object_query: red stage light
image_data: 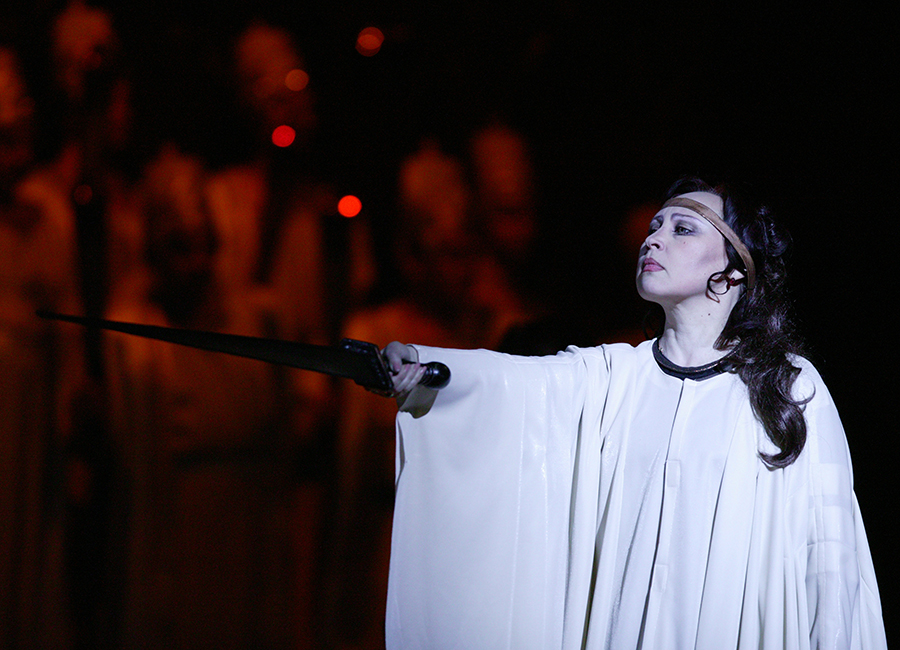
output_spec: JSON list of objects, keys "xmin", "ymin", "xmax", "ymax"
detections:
[
  {"xmin": 285, "ymin": 69, "xmax": 309, "ymax": 92},
  {"xmin": 338, "ymin": 195, "xmax": 362, "ymax": 217},
  {"xmin": 272, "ymin": 125, "xmax": 296, "ymax": 147},
  {"xmin": 356, "ymin": 27, "xmax": 384, "ymax": 56}
]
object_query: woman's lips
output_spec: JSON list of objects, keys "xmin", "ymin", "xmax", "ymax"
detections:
[{"xmin": 642, "ymin": 258, "xmax": 663, "ymax": 272}]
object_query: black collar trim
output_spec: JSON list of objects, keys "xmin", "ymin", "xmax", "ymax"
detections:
[{"xmin": 652, "ymin": 339, "xmax": 732, "ymax": 381}]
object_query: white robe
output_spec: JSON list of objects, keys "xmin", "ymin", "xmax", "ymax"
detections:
[{"xmin": 386, "ymin": 341, "xmax": 886, "ymax": 649}]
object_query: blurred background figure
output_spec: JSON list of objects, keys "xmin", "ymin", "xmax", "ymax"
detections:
[
  {"xmin": 466, "ymin": 120, "xmax": 567, "ymax": 355},
  {"xmin": 205, "ymin": 24, "xmax": 358, "ymax": 644},
  {"xmin": 48, "ymin": 0, "xmax": 140, "ymax": 335},
  {"xmin": 1, "ymin": 42, "xmax": 82, "ymax": 649},
  {"xmin": 43, "ymin": 5, "xmax": 144, "ymax": 647},
  {"xmin": 468, "ymin": 121, "xmax": 539, "ymax": 296},
  {"xmin": 207, "ymin": 19, "xmax": 338, "ymax": 344},
  {"xmin": 103, "ymin": 145, "xmax": 325, "ymax": 649},
  {"xmin": 324, "ymin": 138, "xmax": 529, "ymax": 649}
]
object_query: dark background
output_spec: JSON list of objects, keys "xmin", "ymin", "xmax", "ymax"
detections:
[{"xmin": 6, "ymin": 0, "xmax": 897, "ymax": 643}]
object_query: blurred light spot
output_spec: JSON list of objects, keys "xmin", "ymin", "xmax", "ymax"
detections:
[
  {"xmin": 285, "ymin": 68, "xmax": 309, "ymax": 91},
  {"xmin": 73, "ymin": 184, "xmax": 93, "ymax": 205},
  {"xmin": 338, "ymin": 195, "xmax": 362, "ymax": 217},
  {"xmin": 272, "ymin": 125, "xmax": 296, "ymax": 147},
  {"xmin": 356, "ymin": 27, "xmax": 384, "ymax": 56}
]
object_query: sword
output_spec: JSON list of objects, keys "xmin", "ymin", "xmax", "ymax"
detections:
[{"xmin": 37, "ymin": 311, "xmax": 450, "ymax": 392}]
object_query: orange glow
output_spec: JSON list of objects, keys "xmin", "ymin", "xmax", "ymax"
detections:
[
  {"xmin": 338, "ymin": 195, "xmax": 362, "ymax": 217},
  {"xmin": 271, "ymin": 125, "xmax": 296, "ymax": 147},
  {"xmin": 356, "ymin": 27, "xmax": 384, "ymax": 56},
  {"xmin": 285, "ymin": 68, "xmax": 309, "ymax": 91}
]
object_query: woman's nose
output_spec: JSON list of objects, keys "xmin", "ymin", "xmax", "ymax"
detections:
[{"xmin": 643, "ymin": 230, "xmax": 663, "ymax": 251}]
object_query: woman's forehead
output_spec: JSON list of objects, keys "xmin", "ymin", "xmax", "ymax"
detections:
[
  {"xmin": 651, "ymin": 191, "xmax": 724, "ymax": 224},
  {"xmin": 671, "ymin": 191, "xmax": 724, "ymax": 216}
]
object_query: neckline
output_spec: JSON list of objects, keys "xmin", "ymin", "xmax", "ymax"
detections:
[{"xmin": 652, "ymin": 339, "xmax": 732, "ymax": 381}]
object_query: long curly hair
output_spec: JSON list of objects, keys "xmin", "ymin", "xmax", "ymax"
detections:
[{"xmin": 660, "ymin": 177, "xmax": 809, "ymax": 467}]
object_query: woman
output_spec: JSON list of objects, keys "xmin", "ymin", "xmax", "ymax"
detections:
[{"xmin": 381, "ymin": 179, "xmax": 886, "ymax": 649}]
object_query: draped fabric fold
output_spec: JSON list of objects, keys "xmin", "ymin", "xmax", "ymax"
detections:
[{"xmin": 386, "ymin": 342, "xmax": 886, "ymax": 649}]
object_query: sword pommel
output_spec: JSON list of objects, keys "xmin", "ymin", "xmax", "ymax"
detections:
[{"xmin": 420, "ymin": 360, "xmax": 451, "ymax": 389}]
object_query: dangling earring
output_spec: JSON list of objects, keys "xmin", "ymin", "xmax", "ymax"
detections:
[{"xmin": 725, "ymin": 276, "xmax": 743, "ymax": 288}]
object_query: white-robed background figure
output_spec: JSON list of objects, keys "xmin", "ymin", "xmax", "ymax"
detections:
[{"xmin": 382, "ymin": 178, "xmax": 886, "ymax": 649}]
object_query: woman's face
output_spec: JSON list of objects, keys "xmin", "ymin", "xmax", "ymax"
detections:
[{"xmin": 635, "ymin": 191, "xmax": 730, "ymax": 307}]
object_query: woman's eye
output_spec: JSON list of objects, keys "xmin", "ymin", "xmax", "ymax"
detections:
[{"xmin": 674, "ymin": 224, "xmax": 692, "ymax": 235}]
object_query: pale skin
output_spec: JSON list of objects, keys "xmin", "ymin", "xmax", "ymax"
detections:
[
  {"xmin": 637, "ymin": 191, "xmax": 745, "ymax": 367},
  {"xmin": 384, "ymin": 190, "xmax": 745, "ymax": 395}
]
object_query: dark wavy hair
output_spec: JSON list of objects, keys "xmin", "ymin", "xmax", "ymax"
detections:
[{"xmin": 658, "ymin": 177, "xmax": 809, "ymax": 467}]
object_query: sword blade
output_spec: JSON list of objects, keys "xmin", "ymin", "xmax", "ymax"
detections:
[{"xmin": 37, "ymin": 311, "xmax": 394, "ymax": 391}]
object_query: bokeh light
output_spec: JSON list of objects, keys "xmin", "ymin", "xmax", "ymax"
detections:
[
  {"xmin": 271, "ymin": 124, "xmax": 296, "ymax": 147},
  {"xmin": 338, "ymin": 195, "xmax": 362, "ymax": 217},
  {"xmin": 284, "ymin": 68, "xmax": 309, "ymax": 91},
  {"xmin": 356, "ymin": 27, "xmax": 384, "ymax": 56}
]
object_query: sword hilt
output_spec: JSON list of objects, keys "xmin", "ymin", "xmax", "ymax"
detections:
[{"xmin": 340, "ymin": 338, "xmax": 450, "ymax": 391}]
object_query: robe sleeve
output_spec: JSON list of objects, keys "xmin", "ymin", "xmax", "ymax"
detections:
[
  {"xmin": 386, "ymin": 345, "xmax": 605, "ymax": 650},
  {"xmin": 797, "ymin": 363, "xmax": 886, "ymax": 650}
]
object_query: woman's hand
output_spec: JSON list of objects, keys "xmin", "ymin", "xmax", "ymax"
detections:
[{"xmin": 382, "ymin": 341, "xmax": 427, "ymax": 397}]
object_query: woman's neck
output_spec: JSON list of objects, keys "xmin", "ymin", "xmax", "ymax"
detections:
[{"xmin": 658, "ymin": 305, "xmax": 733, "ymax": 367}]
